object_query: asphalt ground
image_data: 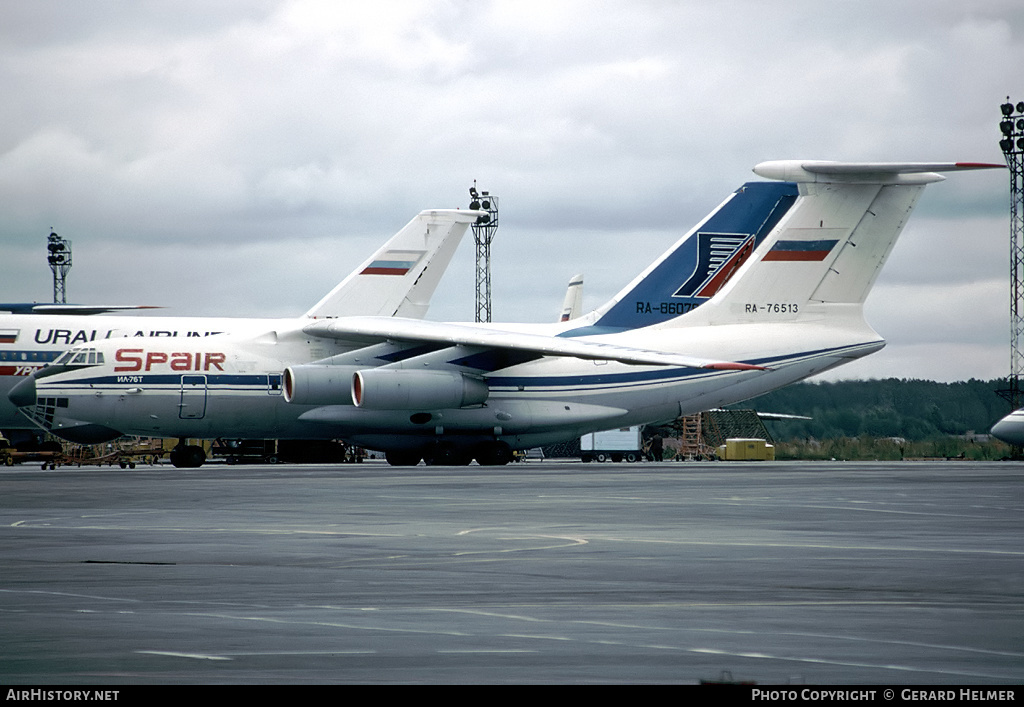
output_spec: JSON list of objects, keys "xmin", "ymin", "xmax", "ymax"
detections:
[{"xmin": 1, "ymin": 459, "xmax": 1021, "ymax": 685}]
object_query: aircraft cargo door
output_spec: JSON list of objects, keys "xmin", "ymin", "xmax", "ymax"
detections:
[{"xmin": 179, "ymin": 375, "xmax": 208, "ymax": 420}]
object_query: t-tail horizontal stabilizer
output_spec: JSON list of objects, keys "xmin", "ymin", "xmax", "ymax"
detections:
[{"xmin": 753, "ymin": 160, "xmax": 1005, "ymax": 184}]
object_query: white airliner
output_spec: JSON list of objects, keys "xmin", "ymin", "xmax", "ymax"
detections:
[
  {"xmin": 990, "ymin": 408, "xmax": 1024, "ymax": 446},
  {"xmin": 9, "ymin": 160, "xmax": 1001, "ymax": 467},
  {"xmin": 0, "ymin": 209, "xmax": 480, "ymax": 438}
]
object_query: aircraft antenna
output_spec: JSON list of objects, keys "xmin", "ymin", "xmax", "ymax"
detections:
[
  {"xmin": 469, "ymin": 183, "xmax": 499, "ymax": 322},
  {"xmin": 46, "ymin": 230, "xmax": 72, "ymax": 304}
]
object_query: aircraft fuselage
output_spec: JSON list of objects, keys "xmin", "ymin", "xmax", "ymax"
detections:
[
  {"xmin": 0, "ymin": 314, "xmax": 298, "ymax": 430},
  {"xmin": 14, "ymin": 314, "xmax": 883, "ymax": 452}
]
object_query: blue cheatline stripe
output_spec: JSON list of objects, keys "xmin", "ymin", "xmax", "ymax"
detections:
[
  {"xmin": 50, "ymin": 373, "xmax": 273, "ymax": 387},
  {"xmin": 45, "ymin": 342, "xmax": 879, "ymax": 396}
]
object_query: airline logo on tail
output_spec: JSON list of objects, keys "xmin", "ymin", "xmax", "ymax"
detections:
[{"xmin": 672, "ymin": 233, "xmax": 757, "ymax": 299}]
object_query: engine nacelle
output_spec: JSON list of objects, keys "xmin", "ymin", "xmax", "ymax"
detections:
[
  {"xmin": 352, "ymin": 369, "xmax": 489, "ymax": 410},
  {"xmin": 283, "ymin": 365, "xmax": 362, "ymax": 405}
]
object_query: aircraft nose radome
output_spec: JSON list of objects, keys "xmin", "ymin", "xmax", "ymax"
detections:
[
  {"xmin": 7, "ymin": 376, "xmax": 36, "ymax": 408},
  {"xmin": 990, "ymin": 410, "xmax": 1024, "ymax": 446}
]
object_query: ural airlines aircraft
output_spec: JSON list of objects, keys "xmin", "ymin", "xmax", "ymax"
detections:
[
  {"xmin": 0, "ymin": 209, "xmax": 479, "ymax": 438},
  {"xmin": 10, "ymin": 160, "xmax": 1001, "ymax": 467}
]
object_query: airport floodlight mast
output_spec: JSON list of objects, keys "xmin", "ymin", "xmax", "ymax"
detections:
[
  {"xmin": 998, "ymin": 99, "xmax": 1024, "ymax": 414},
  {"xmin": 469, "ymin": 183, "xmax": 499, "ymax": 323},
  {"xmin": 46, "ymin": 231, "xmax": 72, "ymax": 305}
]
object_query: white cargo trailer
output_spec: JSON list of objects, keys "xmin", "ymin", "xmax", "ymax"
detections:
[{"xmin": 580, "ymin": 426, "xmax": 643, "ymax": 463}]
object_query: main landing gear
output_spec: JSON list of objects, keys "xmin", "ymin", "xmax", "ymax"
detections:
[
  {"xmin": 385, "ymin": 440, "xmax": 513, "ymax": 467},
  {"xmin": 169, "ymin": 440, "xmax": 206, "ymax": 468}
]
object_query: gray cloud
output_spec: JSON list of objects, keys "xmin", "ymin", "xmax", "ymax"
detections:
[{"xmin": 0, "ymin": 0, "xmax": 1020, "ymax": 382}]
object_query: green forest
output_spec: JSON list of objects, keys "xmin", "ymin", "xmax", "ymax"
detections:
[{"xmin": 729, "ymin": 378, "xmax": 1017, "ymax": 460}]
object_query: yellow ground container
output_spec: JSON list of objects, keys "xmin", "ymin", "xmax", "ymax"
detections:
[{"xmin": 718, "ymin": 438, "xmax": 775, "ymax": 461}]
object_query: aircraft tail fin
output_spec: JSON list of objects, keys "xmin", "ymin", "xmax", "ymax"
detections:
[
  {"xmin": 661, "ymin": 161, "xmax": 1004, "ymax": 327},
  {"xmin": 304, "ymin": 209, "xmax": 481, "ymax": 320},
  {"xmin": 588, "ymin": 180, "xmax": 800, "ymax": 330},
  {"xmin": 559, "ymin": 274, "xmax": 584, "ymax": 322}
]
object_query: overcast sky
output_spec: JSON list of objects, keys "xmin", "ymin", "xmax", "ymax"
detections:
[{"xmin": 1, "ymin": 0, "xmax": 1021, "ymax": 383}]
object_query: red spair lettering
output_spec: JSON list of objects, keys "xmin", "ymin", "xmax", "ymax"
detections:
[
  {"xmin": 114, "ymin": 348, "xmax": 144, "ymax": 372},
  {"xmin": 204, "ymin": 353, "xmax": 225, "ymax": 371},
  {"xmin": 145, "ymin": 352, "xmax": 168, "ymax": 371},
  {"xmin": 114, "ymin": 349, "xmax": 226, "ymax": 372}
]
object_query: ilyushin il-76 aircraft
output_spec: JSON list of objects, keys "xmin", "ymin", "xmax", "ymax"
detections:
[
  {"xmin": 0, "ymin": 209, "xmax": 480, "ymax": 436},
  {"xmin": 10, "ymin": 160, "xmax": 1001, "ymax": 467}
]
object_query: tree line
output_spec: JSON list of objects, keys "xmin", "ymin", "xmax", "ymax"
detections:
[{"xmin": 733, "ymin": 378, "xmax": 1012, "ymax": 442}]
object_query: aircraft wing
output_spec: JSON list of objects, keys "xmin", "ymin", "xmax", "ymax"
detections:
[
  {"xmin": 301, "ymin": 316, "xmax": 764, "ymax": 370},
  {"xmin": 0, "ymin": 303, "xmax": 162, "ymax": 315},
  {"xmin": 755, "ymin": 411, "xmax": 812, "ymax": 421}
]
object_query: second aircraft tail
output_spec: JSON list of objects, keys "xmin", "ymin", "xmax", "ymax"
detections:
[{"xmin": 305, "ymin": 209, "xmax": 481, "ymax": 320}]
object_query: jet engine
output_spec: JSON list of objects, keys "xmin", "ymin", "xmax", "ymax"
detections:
[
  {"xmin": 352, "ymin": 369, "xmax": 489, "ymax": 410},
  {"xmin": 282, "ymin": 364, "xmax": 362, "ymax": 405}
]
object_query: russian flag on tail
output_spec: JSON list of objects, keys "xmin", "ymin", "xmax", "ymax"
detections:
[
  {"xmin": 360, "ymin": 250, "xmax": 426, "ymax": 276},
  {"xmin": 762, "ymin": 239, "xmax": 838, "ymax": 262}
]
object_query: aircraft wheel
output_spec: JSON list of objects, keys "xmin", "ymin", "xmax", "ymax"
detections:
[
  {"xmin": 429, "ymin": 451, "xmax": 472, "ymax": 466},
  {"xmin": 185, "ymin": 446, "xmax": 206, "ymax": 467},
  {"xmin": 171, "ymin": 445, "xmax": 206, "ymax": 468},
  {"xmin": 474, "ymin": 441, "xmax": 513, "ymax": 466},
  {"xmin": 385, "ymin": 450, "xmax": 422, "ymax": 467},
  {"xmin": 424, "ymin": 443, "xmax": 473, "ymax": 466}
]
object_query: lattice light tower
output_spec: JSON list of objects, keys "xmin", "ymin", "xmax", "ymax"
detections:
[
  {"xmin": 46, "ymin": 231, "xmax": 72, "ymax": 305},
  {"xmin": 999, "ymin": 100, "xmax": 1024, "ymax": 412},
  {"xmin": 469, "ymin": 184, "xmax": 499, "ymax": 323}
]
